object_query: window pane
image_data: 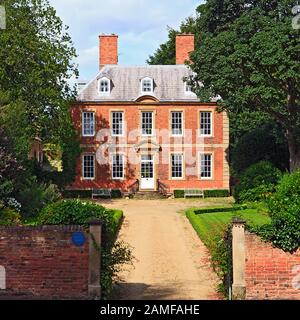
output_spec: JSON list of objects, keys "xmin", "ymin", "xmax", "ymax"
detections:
[
  {"xmin": 100, "ymin": 79, "xmax": 109, "ymax": 92},
  {"xmin": 112, "ymin": 154, "xmax": 124, "ymax": 179},
  {"xmin": 83, "ymin": 155, "xmax": 95, "ymax": 179},
  {"xmin": 82, "ymin": 112, "xmax": 95, "ymax": 136},
  {"xmin": 200, "ymin": 154, "xmax": 212, "ymax": 178},
  {"xmin": 171, "ymin": 154, "xmax": 183, "ymax": 178},
  {"xmin": 200, "ymin": 112, "xmax": 212, "ymax": 136},
  {"xmin": 142, "ymin": 112, "xmax": 153, "ymax": 135},
  {"xmin": 112, "ymin": 112, "xmax": 124, "ymax": 136},
  {"xmin": 141, "ymin": 162, "xmax": 153, "ymax": 178},
  {"xmin": 142, "ymin": 79, "xmax": 152, "ymax": 92},
  {"xmin": 171, "ymin": 112, "xmax": 183, "ymax": 135}
]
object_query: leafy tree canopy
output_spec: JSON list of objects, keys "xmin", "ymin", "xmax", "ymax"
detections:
[
  {"xmin": 0, "ymin": 0, "xmax": 80, "ymax": 184},
  {"xmin": 147, "ymin": 17, "xmax": 197, "ymax": 65},
  {"xmin": 190, "ymin": 0, "xmax": 300, "ymax": 171},
  {"xmin": 0, "ymin": 0, "xmax": 78, "ymax": 142}
]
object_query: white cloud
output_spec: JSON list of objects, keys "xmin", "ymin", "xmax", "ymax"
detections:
[{"xmin": 48, "ymin": 0, "xmax": 202, "ymax": 79}]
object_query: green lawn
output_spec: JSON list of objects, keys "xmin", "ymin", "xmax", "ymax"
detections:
[{"xmin": 186, "ymin": 206, "xmax": 271, "ymax": 250}]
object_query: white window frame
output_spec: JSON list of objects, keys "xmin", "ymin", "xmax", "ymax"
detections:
[
  {"xmin": 200, "ymin": 111, "xmax": 213, "ymax": 137},
  {"xmin": 82, "ymin": 154, "xmax": 95, "ymax": 180},
  {"xmin": 141, "ymin": 111, "xmax": 154, "ymax": 137},
  {"xmin": 82, "ymin": 112, "xmax": 95, "ymax": 137},
  {"xmin": 111, "ymin": 154, "xmax": 125, "ymax": 180},
  {"xmin": 199, "ymin": 153, "xmax": 213, "ymax": 180},
  {"xmin": 98, "ymin": 77, "xmax": 111, "ymax": 96},
  {"xmin": 171, "ymin": 153, "xmax": 184, "ymax": 180},
  {"xmin": 111, "ymin": 111, "xmax": 124, "ymax": 137},
  {"xmin": 171, "ymin": 111, "xmax": 183, "ymax": 136},
  {"xmin": 141, "ymin": 77, "xmax": 154, "ymax": 94}
]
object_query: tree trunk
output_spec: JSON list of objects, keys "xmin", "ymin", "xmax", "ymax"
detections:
[{"xmin": 286, "ymin": 130, "xmax": 300, "ymax": 172}]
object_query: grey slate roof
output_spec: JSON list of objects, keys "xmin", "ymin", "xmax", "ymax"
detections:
[{"xmin": 77, "ymin": 65, "xmax": 199, "ymax": 102}]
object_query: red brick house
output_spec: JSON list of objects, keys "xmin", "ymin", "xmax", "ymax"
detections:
[{"xmin": 70, "ymin": 34, "xmax": 229, "ymax": 195}]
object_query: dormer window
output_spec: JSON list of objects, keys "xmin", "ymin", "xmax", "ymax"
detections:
[
  {"xmin": 98, "ymin": 77, "xmax": 110, "ymax": 95},
  {"xmin": 141, "ymin": 77, "xmax": 153, "ymax": 93},
  {"xmin": 185, "ymin": 82, "xmax": 193, "ymax": 94}
]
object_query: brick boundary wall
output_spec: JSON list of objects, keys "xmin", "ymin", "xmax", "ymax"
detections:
[
  {"xmin": 231, "ymin": 219, "xmax": 300, "ymax": 300},
  {"xmin": 0, "ymin": 223, "xmax": 102, "ymax": 299},
  {"xmin": 244, "ymin": 232, "xmax": 300, "ymax": 300}
]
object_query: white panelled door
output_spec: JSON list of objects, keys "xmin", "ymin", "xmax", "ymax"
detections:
[{"xmin": 140, "ymin": 155, "xmax": 155, "ymax": 189}]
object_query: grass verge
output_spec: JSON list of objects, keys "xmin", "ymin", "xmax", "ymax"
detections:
[{"xmin": 186, "ymin": 203, "xmax": 271, "ymax": 297}]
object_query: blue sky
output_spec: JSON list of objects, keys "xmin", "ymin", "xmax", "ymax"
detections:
[{"xmin": 48, "ymin": 0, "xmax": 202, "ymax": 81}]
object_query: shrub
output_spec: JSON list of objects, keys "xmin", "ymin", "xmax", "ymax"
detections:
[
  {"xmin": 256, "ymin": 170, "xmax": 300, "ymax": 252},
  {"xmin": 234, "ymin": 161, "xmax": 282, "ymax": 203},
  {"xmin": 38, "ymin": 199, "xmax": 130, "ymax": 298},
  {"xmin": 62, "ymin": 189, "xmax": 92, "ymax": 199},
  {"xmin": 38, "ymin": 199, "xmax": 108, "ymax": 226},
  {"xmin": 16, "ymin": 178, "xmax": 62, "ymax": 218},
  {"xmin": 0, "ymin": 201, "xmax": 21, "ymax": 226},
  {"xmin": 204, "ymin": 189, "xmax": 230, "ymax": 198}
]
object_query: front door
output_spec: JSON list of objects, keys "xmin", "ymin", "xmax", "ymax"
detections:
[{"xmin": 140, "ymin": 155, "xmax": 155, "ymax": 190}]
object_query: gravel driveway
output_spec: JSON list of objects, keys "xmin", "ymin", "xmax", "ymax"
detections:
[{"xmin": 102, "ymin": 198, "xmax": 231, "ymax": 300}]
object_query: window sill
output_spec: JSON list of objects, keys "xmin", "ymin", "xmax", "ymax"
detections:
[
  {"xmin": 170, "ymin": 134, "xmax": 184, "ymax": 138},
  {"xmin": 112, "ymin": 134, "xmax": 125, "ymax": 138},
  {"xmin": 199, "ymin": 135, "xmax": 214, "ymax": 138},
  {"xmin": 82, "ymin": 135, "xmax": 95, "ymax": 138}
]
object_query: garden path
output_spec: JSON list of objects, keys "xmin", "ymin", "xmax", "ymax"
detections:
[{"xmin": 102, "ymin": 198, "xmax": 231, "ymax": 300}]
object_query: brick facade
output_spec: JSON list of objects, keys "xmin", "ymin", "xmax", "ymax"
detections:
[
  {"xmin": 72, "ymin": 33, "xmax": 230, "ymax": 193},
  {"xmin": 0, "ymin": 226, "xmax": 89, "ymax": 298},
  {"xmin": 70, "ymin": 101, "xmax": 229, "ymax": 192},
  {"xmin": 245, "ymin": 232, "xmax": 300, "ymax": 300}
]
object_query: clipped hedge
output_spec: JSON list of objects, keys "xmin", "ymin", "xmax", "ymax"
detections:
[
  {"xmin": 194, "ymin": 204, "xmax": 247, "ymax": 215},
  {"xmin": 62, "ymin": 189, "xmax": 92, "ymax": 199},
  {"xmin": 174, "ymin": 189, "xmax": 230, "ymax": 198},
  {"xmin": 174, "ymin": 190, "xmax": 185, "ymax": 198},
  {"xmin": 62, "ymin": 189, "xmax": 123, "ymax": 199},
  {"xmin": 204, "ymin": 189, "xmax": 230, "ymax": 198}
]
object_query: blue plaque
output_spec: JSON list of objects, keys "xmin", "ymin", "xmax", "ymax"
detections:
[{"xmin": 72, "ymin": 232, "xmax": 86, "ymax": 247}]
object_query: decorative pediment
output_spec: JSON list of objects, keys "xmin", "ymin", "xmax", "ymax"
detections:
[
  {"xmin": 135, "ymin": 95, "xmax": 159, "ymax": 103},
  {"xmin": 134, "ymin": 139, "xmax": 161, "ymax": 153}
]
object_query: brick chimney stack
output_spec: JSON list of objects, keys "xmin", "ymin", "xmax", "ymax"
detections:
[
  {"xmin": 99, "ymin": 34, "xmax": 118, "ymax": 69},
  {"xmin": 176, "ymin": 34, "xmax": 195, "ymax": 65}
]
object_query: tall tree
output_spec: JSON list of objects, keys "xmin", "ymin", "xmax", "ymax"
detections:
[
  {"xmin": 147, "ymin": 17, "xmax": 197, "ymax": 65},
  {"xmin": 0, "ymin": 127, "xmax": 24, "ymax": 198},
  {"xmin": 190, "ymin": 0, "xmax": 300, "ymax": 171},
  {"xmin": 0, "ymin": 0, "xmax": 80, "ymax": 183}
]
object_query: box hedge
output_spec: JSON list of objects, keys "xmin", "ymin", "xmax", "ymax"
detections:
[
  {"xmin": 62, "ymin": 189, "xmax": 123, "ymax": 199},
  {"xmin": 173, "ymin": 189, "xmax": 230, "ymax": 198}
]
